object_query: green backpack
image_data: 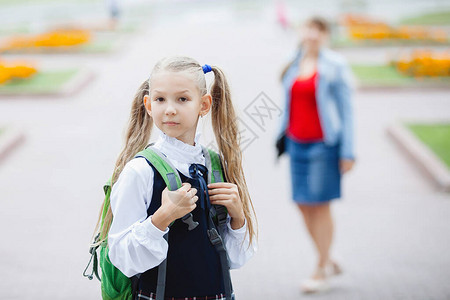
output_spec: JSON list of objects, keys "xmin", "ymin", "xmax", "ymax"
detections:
[{"xmin": 83, "ymin": 145, "xmax": 231, "ymax": 300}]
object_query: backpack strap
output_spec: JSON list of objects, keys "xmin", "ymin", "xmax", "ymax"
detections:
[
  {"xmin": 83, "ymin": 179, "xmax": 113, "ymax": 282},
  {"xmin": 134, "ymin": 146, "xmax": 183, "ymax": 300},
  {"xmin": 136, "ymin": 146, "xmax": 198, "ymax": 233},
  {"xmin": 135, "ymin": 146, "xmax": 182, "ymax": 191},
  {"xmin": 202, "ymin": 147, "xmax": 228, "ymax": 228},
  {"xmin": 201, "ymin": 147, "xmax": 235, "ymax": 300},
  {"xmin": 202, "ymin": 147, "xmax": 225, "ymax": 184},
  {"xmin": 83, "ymin": 233, "xmax": 101, "ymax": 281}
]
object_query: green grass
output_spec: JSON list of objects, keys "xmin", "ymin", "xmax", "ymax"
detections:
[
  {"xmin": 80, "ymin": 38, "xmax": 117, "ymax": 53},
  {"xmin": 351, "ymin": 65, "xmax": 415, "ymax": 86},
  {"xmin": 408, "ymin": 123, "xmax": 450, "ymax": 168},
  {"xmin": 401, "ymin": 11, "xmax": 450, "ymax": 25},
  {"xmin": 0, "ymin": 69, "xmax": 79, "ymax": 94},
  {"xmin": 351, "ymin": 65, "xmax": 450, "ymax": 87}
]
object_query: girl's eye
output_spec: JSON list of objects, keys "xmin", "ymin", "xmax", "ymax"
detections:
[
  {"xmin": 179, "ymin": 97, "xmax": 188, "ymax": 102},
  {"xmin": 155, "ymin": 97, "xmax": 164, "ymax": 102}
]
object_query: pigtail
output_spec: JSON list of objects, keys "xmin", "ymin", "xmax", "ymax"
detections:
[
  {"xmin": 92, "ymin": 80, "xmax": 153, "ymax": 245},
  {"xmin": 210, "ymin": 66, "xmax": 257, "ymax": 246}
]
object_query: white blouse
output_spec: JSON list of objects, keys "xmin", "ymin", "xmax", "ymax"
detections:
[{"xmin": 108, "ymin": 132, "xmax": 256, "ymax": 277}]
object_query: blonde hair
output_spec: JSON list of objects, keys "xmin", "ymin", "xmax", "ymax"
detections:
[
  {"xmin": 92, "ymin": 80, "xmax": 152, "ymax": 246},
  {"xmin": 93, "ymin": 56, "xmax": 257, "ymax": 247}
]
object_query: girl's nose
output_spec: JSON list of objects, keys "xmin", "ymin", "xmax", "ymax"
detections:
[{"xmin": 165, "ymin": 103, "xmax": 176, "ymax": 115}]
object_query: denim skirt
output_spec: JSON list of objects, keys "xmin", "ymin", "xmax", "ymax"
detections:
[{"xmin": 286, "ymin": 136, "xmax": 341, "ymax": 204}]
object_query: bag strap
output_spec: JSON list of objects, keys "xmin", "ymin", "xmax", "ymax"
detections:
[
  {"xmin": 135, "ymin": 146, "xmax": 182, "ymax": 191},
  {"xmin": 202, "ymin": 148, "xmax": 234, "ymax": 299},
  {"xmin": 202, "ymin": 147, "xmax": 225, "ymax": 184},
  {"xmin": 135, "ymin": 146, "xmax": 183, "ymax": 300},
  {"xmin": 206, "ymin": 220, "xmax": 234, "ymax": 300},
  {"xmin": 83, "ymin": 233, "xmax": 101, "ymax": 281},
  {"xmin": 83, "ymin": 179, "xmax": 113, "ymax": 282},
  {"xmin": 202, "ymin": 147, "xmax": 228, "ymax": 227}
]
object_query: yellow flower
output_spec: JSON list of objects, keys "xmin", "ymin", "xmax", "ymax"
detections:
[
  {"xmin": 0, "ymin": 29, "xmax": 91, "ymax": 52},
  {"xmin": 0, "ymin": 60, "xmax": 37, "ymax": 85}
]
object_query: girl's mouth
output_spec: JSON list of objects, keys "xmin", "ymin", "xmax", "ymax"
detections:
[{"xmin": 163, "ymin": 122, "xmax": 179, "ymax": 126}]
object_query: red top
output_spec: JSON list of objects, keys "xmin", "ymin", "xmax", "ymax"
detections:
[{"xmin": 287, "ymin": 72, "xmax": 324, "ymax": 142}]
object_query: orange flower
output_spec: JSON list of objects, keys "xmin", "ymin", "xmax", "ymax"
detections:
[
  {"xmin": 345, "ymin": 15, "xmax": 449, "ymax": 43},
  {"xmin": 0, "ymin": 60, "xmax": 37, "ymax": 85},
  {"xmin": 0, "ymin": 29, "xmax": 91, "ymax": 52},
  {"xmin": 393, "ymin": 50, "xmax": 450, "ymax": 77}
]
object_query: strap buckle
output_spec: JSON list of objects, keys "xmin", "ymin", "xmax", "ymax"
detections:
[
  {"xmin": 89, "ymin": 233, "xmax": 100, "ymax": 255},
  {"xmin": 207, "ymin": 228, "xmax": 223, "ymax": 246},
  {"xmin": 215, "ymin": 205, "xmax": 228, "ymax": 226},
  {"xmin": 83, "ymin": 233, "xmax": 101, "ymax": 281},
  {"xmin": 89, "ymin": 243, "xmax": 100, "ymax": 255}
]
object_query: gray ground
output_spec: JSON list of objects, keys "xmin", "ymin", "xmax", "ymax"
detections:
[{"xmin": 0, "ymin": 2, "xmax": 449, "ymax": 300}]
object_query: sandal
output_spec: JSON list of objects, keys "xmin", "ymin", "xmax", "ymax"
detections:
[
  {"xmin": 300, "ymin": 261, "xmax": 342, "ymax": 293},
  {"xmin": 301, "ymin": 278, "xmax": 330, "ymax": 293},
  {"xmin": 324, "ymin": 261, "xmax": 342, "ymax": 277}
]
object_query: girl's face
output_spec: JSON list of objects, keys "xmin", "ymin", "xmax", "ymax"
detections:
[{"xmin": 144, "ymin": 71, "xmax": 211, "ymax": 145}]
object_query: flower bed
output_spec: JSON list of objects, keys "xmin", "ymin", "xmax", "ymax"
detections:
[
  {"xmin": 0, "ymin": 59, "xmax": 37, "ymax": 84},
  {"xmin": 0, "ymin": 29, "xmax": 90, "ymax": 53},
  {"xmin": 0, "ymin": 29, "xmax": 119, "ymax": 54},
  {"xmin": 342, "ymin": 14, "xmax": 447, "ymax": 43},
  {"xmin": 392, "ymin": 50, "xmax": 450, "ymax": 77},
  {"xmin": 334, "ymin": 14, "xmax": 449, "ymax": 47},
  {"xmin": 0, "ymin": 68, "xmax": 92, "ymax": 96},
  {"xmin": 352, "ymin": 50, "xmax": 450, "ymax": 88}
]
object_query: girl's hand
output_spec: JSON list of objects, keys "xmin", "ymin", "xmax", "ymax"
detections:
[
  {"xmin": 152, "ymin": 183, "xmax": 198, "ymax": 231},
  {"xmin": 208, "ymin": 182, "xmax": 245, "ymax": 230},
  {"xmin": 340, "ymin": 159, "xmax": 355, "ymax": 174}
]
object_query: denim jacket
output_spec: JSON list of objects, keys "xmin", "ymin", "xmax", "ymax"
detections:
[{"xmin": 277, "ymin": 47, "xmax": 355, "ymax": 160}]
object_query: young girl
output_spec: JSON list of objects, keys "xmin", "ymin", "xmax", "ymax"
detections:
[{"xmin": 98, "ymin": 56, "xmax": 257, "ymax": 300}]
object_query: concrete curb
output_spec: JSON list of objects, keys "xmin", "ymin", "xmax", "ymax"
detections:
[
  {"xmin": 387, "ymin": 123, "xmax": 450, "ymax": 192},
  {"xmin": 0, "ymin": 127, "xmax": 25, "ymax": 164}
]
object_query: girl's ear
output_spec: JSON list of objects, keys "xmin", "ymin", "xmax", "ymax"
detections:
[
  {"xmin": 200, "ymin": 94, "xmax": 212, "ymax": 117},
  {"xmin": 143, "ymin": 95, "xmax": 152, "ymax": 116}
]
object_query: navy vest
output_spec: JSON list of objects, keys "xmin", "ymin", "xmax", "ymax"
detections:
[{"xmin": 136, "ymin": 163, "xmax": 225, "ymax": 298}]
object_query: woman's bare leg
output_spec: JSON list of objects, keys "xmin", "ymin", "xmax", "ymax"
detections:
[{"xmin": 298, "ymin": 203, "xmax": 334, "ymax": 280}]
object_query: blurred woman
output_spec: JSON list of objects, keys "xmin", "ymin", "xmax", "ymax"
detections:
[{"xmin": 276, "ymin": 17, "xmax": 355, "ymax": 293}]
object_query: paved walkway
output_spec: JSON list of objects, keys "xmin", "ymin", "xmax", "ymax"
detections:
[{"xmin": 0, "ymin": 2, "xmax": 449, "ymax": 299}]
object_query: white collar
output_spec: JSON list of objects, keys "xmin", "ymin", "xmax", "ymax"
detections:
[{"xmin": 154, "ymin": 131, "xmax": 204, "ymax": 165}]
